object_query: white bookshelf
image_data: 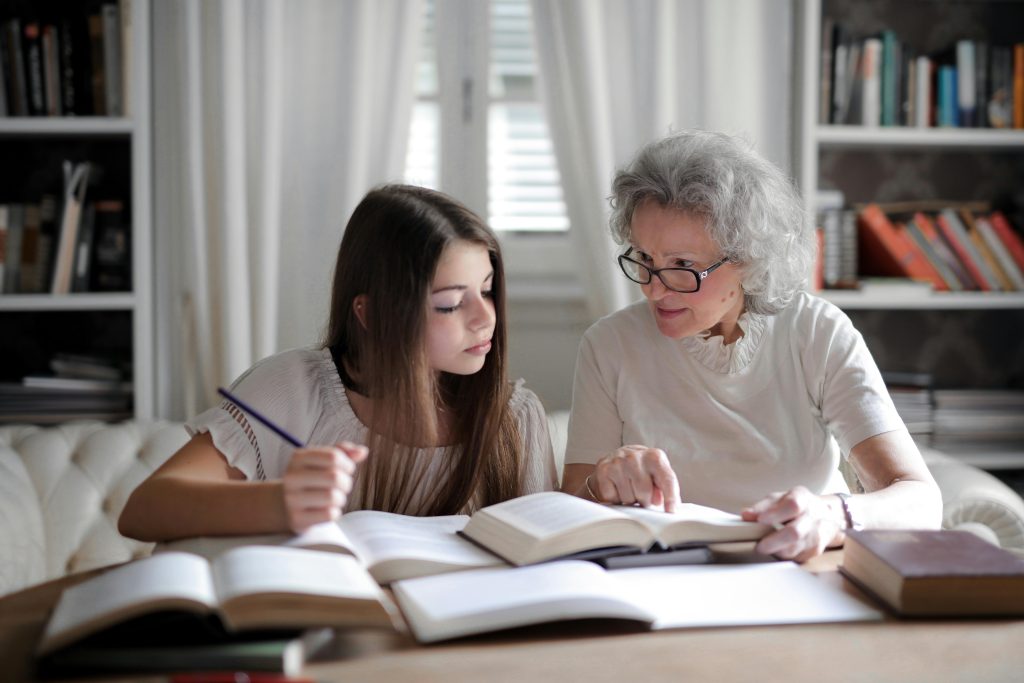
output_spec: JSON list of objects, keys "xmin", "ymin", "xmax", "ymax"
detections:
[
  {"xmin": 794, "ymin": 0, "xmax": 1024, "ymax": 469},
  {"xmin": 0, "ymin": 0, "xmax": 153, "ymax": 420}
]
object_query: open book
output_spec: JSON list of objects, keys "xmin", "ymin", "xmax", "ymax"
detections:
[
  {"xmin": 392, "ymin": 560, "xmax": 883, "ymax": 643},
  {"xmin": 459, "ymin": 491, "xmax": 772, "ymax": 565},
  {"xmin": 160, "ymin": 510, "xmax": 506, "ymax": 585},
  {"xmin": 37, "ymin": 546, "xmax": 399, "ymax": 657}
]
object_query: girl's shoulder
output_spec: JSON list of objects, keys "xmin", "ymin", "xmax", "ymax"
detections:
[
  {"xmin": 507, "ymin": 379, "xmax": 547, "ymax": 426},
  {"xmin": 229, "ymin": 346, "xmax": 341, "ymax": 409}
]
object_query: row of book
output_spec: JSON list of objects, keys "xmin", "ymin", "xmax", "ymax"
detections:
[
  {"xmin": 820, "ymin": 19, "xmax": 1024, "ymax": 129},
  {"xmin": 0, "ymin": 1, "xmax": 130, "ymax": 118},
  {"xmin": 0, "ymin": 163, "xmax": 131, "ymax": 295},
  {"xmin": 817, "ymin": 199, "xmax": 1024, "ymax": 293},
  {"xmin": 0, "ymin": 352, "xmax": 132, "ymax": 423}
]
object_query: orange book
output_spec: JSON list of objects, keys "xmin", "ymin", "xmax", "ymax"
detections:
[
  {"xmin": 960, "ymin": 209, "xmax": 1014, "ymax": 290},
  {"xmin": 989, "ymin": 211, "xmax": 1024, "ymax": 272},
  {"xmin": 1015, "ymin": 44, "xmax": 1024, "ymax": 129},
  {"xmin": 935, "ymin": 209, "xmax": 994, "ymax": 291},
  {"xmin": 857, "ymin": 204, "xmax": 939, "ymax": 287},
  {"xmin": 912, "ymin": 212, "xmax": 976, "ymax": 289}
]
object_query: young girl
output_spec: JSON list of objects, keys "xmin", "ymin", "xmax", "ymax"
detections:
[{"xmin": 119, "ymin": 185, "xmax": 557, "ymax": 541}]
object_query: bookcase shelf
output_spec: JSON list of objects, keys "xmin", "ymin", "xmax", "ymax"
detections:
[
  {"xmin": 817, "ymin": 125, "xmax": 1024, "ymax": 150},
  {"xmin": 820, "ymin": 290, "xmax": 1024, "ymax": 310},
  {"xmin": 0, "ymin": 118, "xmax": 135, "ymax": 137},
  {"xmin": 0, "ymin": 0, "xmax": 152, "ymax": 421},
  {"xmin": 0, "ymin": 292, "xmax": 135, "ymax": 311},
  {"xmin": 794, "ymin": 0, "xmax": 1024, "ymax": 470}
]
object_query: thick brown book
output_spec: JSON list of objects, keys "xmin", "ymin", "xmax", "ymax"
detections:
[
  {"xmin": 857, "ymin": 204, "xmax": 939, "ymax": 287},
  {"xmin": 840, "ymin": 529, "xmax": 1024, "ymax": 617}
]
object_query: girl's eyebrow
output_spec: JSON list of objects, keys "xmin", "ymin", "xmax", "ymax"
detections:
[{"xmin": 431, "ymin": 271, "xmax": 494, "ymax": 295}]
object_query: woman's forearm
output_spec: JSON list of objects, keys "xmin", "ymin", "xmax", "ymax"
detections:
[
  {"xmin": 848, "ymin": 479, "xmax": 943, "ymax": 531},
  {"xmin": 119, "ymin": 476, "xmax": 288, "ymax": 542}
]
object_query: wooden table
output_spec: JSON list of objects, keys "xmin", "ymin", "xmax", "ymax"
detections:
[{"xmin": 3, "ymin": 552, "xmax": 1024, "ymax": 683}]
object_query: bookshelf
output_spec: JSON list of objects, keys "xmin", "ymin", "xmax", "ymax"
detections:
[
  {"xmin": 793, "ymin": 0, "xmax": 1024, "ymax": 470},
  {"xmin": 0, "ymin": 0, "xmax": 152, "ymax": 421}
]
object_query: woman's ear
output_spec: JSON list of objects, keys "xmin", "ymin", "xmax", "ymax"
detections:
[{"xmin": 352, "ymin": 295, "xmax": 369, "ymax": 329}]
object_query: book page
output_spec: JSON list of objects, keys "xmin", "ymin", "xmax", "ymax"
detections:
[
  {"xmin": 210, "ymin": 546, "xmax": 382, "ymax": 605},
  {"xmin": 613, "ymin": 562, "xmax": 882, "ymax": 629},
  {"xmin": 617, "ymin": 503, "xmax": 769, "ymax": 545},
  {"xmin": 480, "ymin": 491, "xmax": 629, "ymax": 539},
  {"xmin": 39, "ymin": 553, "xmax": 217, "ymax": 655},
  {"xmin": 392, "ymin": 561, "xmax": 656, "ymax": 643},
  {"xmin": 155, "ymin": 524, "xmax": 358, "ymax": 561},
  {"xmin": 338, "ymin": 510, "xmax": 502, "ymax": 582}
]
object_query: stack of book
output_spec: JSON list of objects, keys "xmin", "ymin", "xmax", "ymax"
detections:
[
  {"xmin": 931, "ymin": 389, "xmax": 1024, "ymax": 467},
  {"xmin": 820, "ymin": 19, "xmax": 1023, "ymax": 129},
  {"xmin": 0, "ymin": 352, "xmax": 132, "ymax": 423},
  {"xmin": 883, "ymin": 371, "xmax": 934, "ymax": 441},
  {"xmin": 818, "ymin": 202, "xmax": 1024, "ymax": 293}
]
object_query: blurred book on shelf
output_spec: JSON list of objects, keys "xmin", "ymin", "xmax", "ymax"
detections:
[
  {"xmin": 49, "ymin": 352, "xmax": 126, "ymax": 381},
  {"xmin": 819, "ymin": 18, "xmax": 1024, "ymax": 130},
  {"xmin": 0, "ymin": 351, "xmax": 132, "ymax": 423},
  {"xmin": 931, "ymin": 389, "xmax": 1024, "ymax": 468},
  {"xmin": 818, "ymin": 202, "xmax": 1024, "ymax": 294},
  {"xmin": 0, "ymin": 4, "xmax": 129, "ymax": 118},
  {"xmin": 882, "ymin": 371, "xmax": 934, "ymax": 440}
]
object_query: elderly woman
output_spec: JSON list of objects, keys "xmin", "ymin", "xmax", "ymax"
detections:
[{"xmin": 562, "ymin": 130, "xmax": 942, "ymax": 561}]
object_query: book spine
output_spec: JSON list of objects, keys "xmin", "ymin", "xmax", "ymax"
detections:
[
  {"xmin": 965, "ymin": 216, "xmax": 1012, "ymax": 290},
  {"xmin": 88, "ymin": 14, "xmax": 105, "ymax": 116},
  {"xmin": 820, "ymin": 16, "xmax": 834, "ymax": 125},
  {"xmin": 938, "ymin": 65, "xmax": 958, "ymax": 127},
  {"xmin": 42, "ymin": 25, "xmax": 62, "ymax": 116},
  {"xmin": 904, "ymin": 219, "xmax": 960, "ymax": 291},
  {"xmin": 913, "ymin": 212, "xmax": 975, "ymax": 290},
  {"xmin": 4, "ymin": 204, "xmax": 24, "ymax": 293},
  {"xmin": 861, "ymin": 38, "xmax": 882, "ymax": 127},
  {"xmin": 956, "ymin": 40, "xmax": 976, "ymax": 127},
  {"xmin": 101, "ymin": 4, "xmax": 121, "ymax": 117},
  {"xmin": 975, "ymin": 215, "xmax": 1024, "ymax": 290},
  {"xmin": 988, "ymin": 211, "xmax": 1024, "ymax": 272},
  {"xmin": 58, "ymin": 20, "xmax": 76, "ymax": 115},
  {"xmin": 1015, "ymin": 43, "xmax": 1024, "ymax": 129},
  {"xmin": 881, "ymin": 30, "xmax": 898, "ymax": 126},
  {"xmin": 0, "ymin": 205, "xmax": 8, "ymax": 293},
  {"xmin": 914, "ymin": 55, "xmax": 931, "ymax": 127},
  {"xmin": 71, "ymin": 202, "xmax": 96, "ymax": 293},
  {"xmin": 22, "ymin": 22, "xmax": 45, "ymax": 116},
  {"xmin": 975, "ymin": 41, "xmax": 989, "ymax": 127},
  {"xmin": 935, "ymin": 209, "xmax": 994, "ymax": 290},
  {"xmin": 5, "ymin": 19, "xmax": 28, "ymax": 116}
]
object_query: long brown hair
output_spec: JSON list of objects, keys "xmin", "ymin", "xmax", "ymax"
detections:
[{"xmin": 323, "ymin": 184, "xmax": 523, "ymax": 515}]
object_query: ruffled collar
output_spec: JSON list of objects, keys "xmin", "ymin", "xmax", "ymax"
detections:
[{"xmin": 679, "ymin": 310, "xmax": 769, "ymax": 374}]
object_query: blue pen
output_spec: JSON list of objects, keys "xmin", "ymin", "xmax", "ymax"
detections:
[{"xmin": 217, "ymin": 387, "xmax": 304, "ymax": 448}]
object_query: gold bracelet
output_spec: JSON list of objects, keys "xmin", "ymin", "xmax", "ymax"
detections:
[{"xmin": 584, "ymin": 474, "xmax": 600, "ymax": 501}]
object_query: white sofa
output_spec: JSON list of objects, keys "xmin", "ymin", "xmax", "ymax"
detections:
[{"xmin": 2, "ymin": 417, "xmax": 1024, "ymax": 598}]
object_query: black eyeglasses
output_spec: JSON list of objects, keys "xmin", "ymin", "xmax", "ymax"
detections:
[{"xmin": 617, "ymin": 248, "xmax": 729, "ymax": 293}]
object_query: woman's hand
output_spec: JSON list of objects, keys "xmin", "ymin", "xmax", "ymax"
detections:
[
  {"xmin": 741, "ymin": 486, "xmax": 845, "ymax": 562},
  {"xmin": 282, "ymin": 441, "xmax": 369, "ymax": 533},
  {"xmin": 591, "ymin": 445, "xmax": 681, "ymax": 512}
]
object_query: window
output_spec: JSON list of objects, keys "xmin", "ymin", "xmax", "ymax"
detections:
[{"xmin": 405, "ymin": 0, "xmax": 574, "ymax": 282}]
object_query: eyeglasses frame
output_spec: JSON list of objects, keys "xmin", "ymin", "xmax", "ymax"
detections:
[{"xmin": 617, "ymin": 247, "xmax": 729, "ymax": 293}]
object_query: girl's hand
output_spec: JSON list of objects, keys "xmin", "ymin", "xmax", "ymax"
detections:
[
  {"xmin": 282, "ymin": 441, "xmax": 369, "ymax": 533},
  {"xmin": 592, "ymin": 445, "xmax": 681, "ymax": 512},
  {"xmin": 741, "ymin": 486, "xmax": 845, "ymax": 562}
]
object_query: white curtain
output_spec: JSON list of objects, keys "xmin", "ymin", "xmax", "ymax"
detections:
[
  {"xmin": 153, "ymin": 0, "xmax": 423, "ymax": 419},
  {"xmin": 530, "ymin": 0, "xmax": 793, "ymax": 320}
]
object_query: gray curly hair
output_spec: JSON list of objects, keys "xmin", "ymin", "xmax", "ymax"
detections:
[{"xmin": 609, "ymin": 130, "xmax": 813, "ymax": 315}]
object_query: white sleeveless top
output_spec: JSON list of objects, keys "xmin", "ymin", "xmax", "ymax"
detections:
[{"xmin": 186, "ymin": 346, "xmax": 558, "ymax": 514}]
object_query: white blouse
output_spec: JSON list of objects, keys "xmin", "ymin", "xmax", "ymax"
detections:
[
  {"xmin": 564, "ymin": 291, "xmax": 906, "ymax": 513},
  {"xmin": 186, "ymin": 347, "xmax": 558, "ymax": 514}
]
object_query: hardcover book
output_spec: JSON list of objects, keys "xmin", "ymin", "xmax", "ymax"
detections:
[
  {"xmin": 839, "ymin": 529, "xmax": 1024, "ymax": 617},
  {"xmin": 458, "ymin": 491, "xmax": 770, "ymax": 566},
  {"xmin": 37, "ymin": 547, "xmax": 400, "ymax": 658}
]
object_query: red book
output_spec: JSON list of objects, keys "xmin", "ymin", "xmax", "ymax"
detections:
[
  {"xmin": 989, "ymin": 211, "xmax": 1024, "ymax": 272},
  {"xmin": 935, "ymin": 210, "xmax": 993, "ymax": 291},
  {"xmin": 857, "ymin": 204, "xmax": 939, "ymax": 287}
]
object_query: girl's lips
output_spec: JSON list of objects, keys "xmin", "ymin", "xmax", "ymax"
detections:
[{"xmin": 465, "ymin": 340, "xmax": 492, "ymax": 355}]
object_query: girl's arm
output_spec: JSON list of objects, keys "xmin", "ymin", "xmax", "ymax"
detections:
[{"xmin": 118, "ymin": 432, "xmax": 367, "ymax": 542}]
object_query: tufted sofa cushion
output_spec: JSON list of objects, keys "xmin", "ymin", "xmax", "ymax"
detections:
[{"xmin": 0, "ymin": 420, "xmax": 188, "ymax": 597}]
